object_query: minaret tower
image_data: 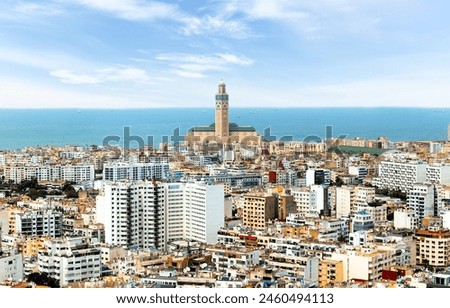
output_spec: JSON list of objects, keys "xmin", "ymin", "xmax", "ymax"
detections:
[{"xmin": 215, "ymin": 79, "xmax": 229, "ymax": 139}]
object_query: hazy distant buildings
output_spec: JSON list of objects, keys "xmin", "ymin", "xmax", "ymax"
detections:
[{"xmin": 4, "ymin": 164, "xmax": 94, "ymax": 183}]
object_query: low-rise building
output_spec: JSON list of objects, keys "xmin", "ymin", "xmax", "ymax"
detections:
[{"xmin": 38, "ymin": 237, "xmax": 101, "ymax": 286}]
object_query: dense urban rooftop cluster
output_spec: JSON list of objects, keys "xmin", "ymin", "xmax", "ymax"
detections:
[{"xmin": 1, "ymin": 133, "xmax": 450, "ymax": 288}]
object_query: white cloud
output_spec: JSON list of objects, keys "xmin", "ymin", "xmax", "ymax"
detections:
[
  {"xmin": 14, "ymin": 2, "xmax": 64, "ymax": 15},
  {"xmin": 222, "ymin": 0, "xmax": 420, "ymax": 39},
  {"xmin": 70, "ymin": 0, "xmax": 251, "ymax": 38},
  {"xmin": 0, "ymin": 77, "xmax": 162, "ymax": 108},
  {"xmin": 70, "ymin": 0, "xmax": 179, "ymax": 21},
  {"xmin": 218, "ymin": 53, "xmax": 253, "ymax": 66},
  {"xmin": 50, "ymin": 67, "xmax": 152, "ymax": 85},
  {"xmin": 172, "ymin": 70, "xmax": 205, "ymax": 79},
  {"xmin": 156, "ymin": 52, "xmax": 254, "ymax": 78},
  {"xmin": 179, "ymin": 15, "xmax": 251, "ymax": 39},
  {"xmin": 50, "ymin": 69, "xmax": 100, "ymax": 85},
  {"xmin": 0, "ymin": 47, "xmax": 80, "ymax": 70},
  {"xmin": 99, "ymin": 67, "xmax": 152, "ymax": 83}
]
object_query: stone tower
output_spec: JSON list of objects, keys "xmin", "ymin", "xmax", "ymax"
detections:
[{"xmin": 215, "ymin": 80, "xmax": 229, "ymax": 139}]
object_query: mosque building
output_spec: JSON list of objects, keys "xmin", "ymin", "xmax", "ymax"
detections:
[{"xmin": 185, "ymin": 80, "xmax": 260, "ymax": 151}]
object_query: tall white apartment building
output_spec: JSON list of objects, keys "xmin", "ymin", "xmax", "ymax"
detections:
[
  {"xmin": 181, "ymin": 182, "xmax": 223, "ymax": 243},
  {"xmin": 15, "ymin": 210, "xmax": 63, "ymax": 237},
  {"xmin": 407, "ymin": 183, "xmax": 435, "ymax": 224},
  {"xmin": 103, "ymin": 162, "xmax": 170, "ymax": 181},
  {"xmin": 38, "ymin": 237, "xmax": 101, "ymax": 286},
  {"xmin": 96, "ymin": 180, "xmax": 224, "ymax": 250},
  {"xmin": 426, "ymin": 165, "xmax": 450, "ymax": 185},
  {"xmin": 310, "ymin": 185, "xmax": 327, "ymax": 215},
  {"xmin": 374, "ymin": 161, "xmax": 427, "ymax": 193},
  {"xmin": 335, "ymin": 186, "xmax": 352, "ymax": 218},
  {"xmin": 96, "ymin": 181, "xmax": 166, "ymax": 250}
]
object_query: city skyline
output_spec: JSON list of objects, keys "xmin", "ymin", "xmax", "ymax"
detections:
[{"xmin": 1, "ymin": 1, "xmax": 450, "ymax": 109}]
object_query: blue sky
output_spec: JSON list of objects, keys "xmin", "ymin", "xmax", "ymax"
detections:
[{"xmin": 1, "ymin": 0, "xmax": 450, "ymax": 108}]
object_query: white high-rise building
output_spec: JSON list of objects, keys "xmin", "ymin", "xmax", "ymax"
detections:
[
  {"xmin": 96, "ymin": 181, "xmax": 166, "ymax": 250},
  {"xmin": 103, "ymin": 162, "xmax": 170, "ymax": 181},
  {"xmin": 310, "ymin": 185, "xmax": 328, "ymax": 215},
  {"xmin": 426, "ymin": 165, "xmax": 450, "ymax": 185},
  {"xmin": 38, "ymin": 237, "xmax": 101, "ymax": 286},
  {"xmin": 96, "ymin": 180, "xmax": 224, "ymax": 250},
  {"xmin": 374, "ymin": 161, "xmax": 427, "ymax": 193},
  {"xmin": 407, "ymin": 183, "xmax": 435, "ymax": 225},
  {"xmin": 336, "ymin": 186, "xmax": 352, "ymax": 218},
  {"xmin": 181, "ymin": 182, "xmax": 224, "ymax": 243}
]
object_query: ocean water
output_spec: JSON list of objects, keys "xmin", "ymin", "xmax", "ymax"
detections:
[{"xmin": 0, "ymin": 108, "xmax": 449, "ymax": 150}]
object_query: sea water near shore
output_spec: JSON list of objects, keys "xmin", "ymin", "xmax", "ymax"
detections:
[{"xmin": 0, "ymin": 108, "xmax": 448, "ymax": 150}]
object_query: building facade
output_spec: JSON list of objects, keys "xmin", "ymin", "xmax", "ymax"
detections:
[
  {"xmin": 14, "ymin": 210, "xmax": 63, "ymax": 238},
  {"xmin": 415, "ymin": 228, "xmax": 450, "ymax": 270},
  {"xmin": 242, "ymin": 194, "xmax": 277, "ymax": 230},
  {"xmin": 96, "ymin": 180, "xmax": 224, "ymax": 249},
  {"xmin": 374, "ymin": 161, "xmax": 427, "ymax": 193},
  {"xmin": 38, "ymin": 237, "xmax": 101, "ymax": 286},
  {"xmin": 103, "ymin": 161, "xmax": 170, "ymax": 181}
]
